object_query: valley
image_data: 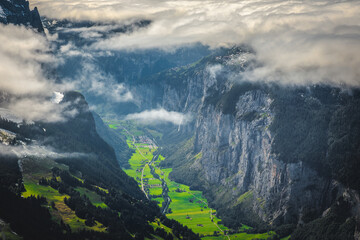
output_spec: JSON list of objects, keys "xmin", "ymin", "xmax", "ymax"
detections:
[{"xmin": 107, "ymin": 120, "xmax": 278, "ymax": 240}]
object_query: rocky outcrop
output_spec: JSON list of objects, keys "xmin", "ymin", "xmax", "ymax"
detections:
[
  {"xmin": 128, "ymin": 48, "xmax": 360, "ymax": 231},
  {"xmin": 0, "ymin": 0, "xmax": 44, "ymax": 32},
  {"xmin": 192, "ymin": 91, "xmax": 332, "ymax": 225}
]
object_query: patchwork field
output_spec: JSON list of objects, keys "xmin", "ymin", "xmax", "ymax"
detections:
[
  {"xmin": 116, "ymin": 121, "xmax": 230, "ymax": 238},
  {"xmin": 108, "ymin": 120, "xmax": 280, "ymax": 239}
]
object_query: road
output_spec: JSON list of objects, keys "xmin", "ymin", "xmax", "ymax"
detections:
[
  {"xmin": 122, "ymin": 127, "xmax": 156, "ymax": 200},
  {"xmin": 120, "ymin": 125, "xmax": 228, "ymax": 239}
]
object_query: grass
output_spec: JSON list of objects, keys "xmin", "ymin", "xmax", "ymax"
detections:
[
  {"xmin": 152, "ymin": 197, "xmax": 164, "ymax": 207},
  {"xmin": 162, "ymin": 169, "xmax": 226, "ymax": 236},
  {"xmin": 148, "ymin": 179, "xmax": 162, "ymax": 185},
  {"xmin": 21, "ymin": 158, "xmax": 106, "ymax": 233},
  {"xmin": 75, "ymin": 187, "xmax": 108, "ymax": 208},
  {"xmin": 201, "ymin": 231, "xmax": 277, "ymax": 240},
  {"xmin": 110, "ymin": 120, "xmax": 280, "ymax": 239},
  {"xmin": 124, "ymin": 135, "xmax": 158, "ymax": 198},
  {"xmin": 237, "ymin": 190, "xmax": 253, "ymax": 204},
  {"xmin": 108, "ymin": 124, "xmax": 118, "ymax": 129},
  {"xmin": 194, "ymin": 152, "xmax": 203, "ymax": 160},
  {"xmin": 149, "ymin": 218, "xmax": 178, "ymax": 239},
  {"xmin": 239, "ymin": 224, "xmax": 252, "ymax": 231},
  {"xmin": 149, "ymin": 187, "xmax": 163, "ymax": 196}
]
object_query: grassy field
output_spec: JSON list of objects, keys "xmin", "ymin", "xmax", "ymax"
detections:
[
  {"xmin": 162, "ymin": 168, "xmax": 227, "ymax": 236},
  {"xmin": 122, "ymin": 133, "xmax": 229, "ymax": 237},
  {"xmin": 21, "ymin": 158, "xmax": 106, "ymax": 232},
  {"xmin": 123, "ymin": 138, "xmax": 157, "ymax": 198},
  {"xmin": 107, "ymin": 120, "xmax": 282, "ymax": 239},
  {"xmin": 202, "ymin": 231, "xmax": 277, "ymax": 240},
  {"xmin": 75, "ymin": 187, "xmax": 108, "ymax": 208}
]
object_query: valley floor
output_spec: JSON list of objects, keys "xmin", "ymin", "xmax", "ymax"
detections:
[{"xmin": 108, "ymin": 120, "xmax": 277, "ymax": 240}]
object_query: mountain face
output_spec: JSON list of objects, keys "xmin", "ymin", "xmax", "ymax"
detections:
[
  {"xmin": 1, "ymin": 0, "xmax": 359, "ymax": 238},
  {"xmin": 0, "ymin": 3, "xmax": 200, "ymax": 239},
  {"xmin": 40, "ymin": 13, "xmax": 360, "ymax": 237},
  {"xmin": 0, "ymin": 0, "xmax": 43, "ymax": 32},
  {"xmin": 103, "ymin": 47, "xmax": 360, "ymax": 238}
]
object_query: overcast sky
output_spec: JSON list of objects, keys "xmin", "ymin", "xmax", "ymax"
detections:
[
  {"xmin": 30, "ymin": 0, "xmax": 360, "ymax": 87},
  {"xmin": 2, "ymin": 0, "xmax": 359, "ymax": 125}
]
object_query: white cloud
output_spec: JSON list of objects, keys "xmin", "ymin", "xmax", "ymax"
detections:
[
  {"xmin": 0, "ymin": 142, "xmax": 89, "ymax": 159},
  {"xmin": 125, "ymin": 108, "xmax": 192, "ymax": 125},
  {"xmin": 29, "ymin": 0, "xmax": 360, "ymax": 86},
  {"xmin": 0, "ymin": 24, "xmax": 76, "ymax": 123},
  {"xmin": 7, "ymin": 97, "xmax": 77, "ymax": 123},
  {"xmin": 0, "ymin": 24, "xmax": 55, "ymax": 95},
  {"xmin": 69, "ymin": 61, "xmax": 134, "ymax": 102}
]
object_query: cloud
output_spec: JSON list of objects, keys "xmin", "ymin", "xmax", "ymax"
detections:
[
  {"xmin": 125, "ymin": 108, "xmax": 192, "ymax": 125},
  {"xmin": 0, "ymin": 142, "xmax": 89, "ymax": 159},
  {"xmin": 0, "ymin": 24, "xmax": 75, "ymax": 123},
  {"xmin": 69, "ymin": 61, "xmax": 134, "ymax": 102},
  {"xmin": 0, "ymin": 24, "xmax": 54, "ymax": 95},
  {"xmin": 30, "ymin": 0, "xmax": 360, "ymax": 86},
  {"xmin": 7, "ymin": 96, "xmax": 77, "ymax": 123}
]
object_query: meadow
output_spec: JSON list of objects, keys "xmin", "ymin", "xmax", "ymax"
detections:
[
  {"xmin": 110, "ymin": 120, "xmax": 282, "ymax": 239},
  {"xmin": 21, "ymin": 158, "xmax": 106, "ymax": 232}
]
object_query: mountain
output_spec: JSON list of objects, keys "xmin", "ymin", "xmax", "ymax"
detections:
[
  {"xmin": 46, "ymin": 15, "xmax": 360, "ymax": 237},
  {"xmin": 0, "ymin": 0, "xmax": 43, "ymax": 32},
  {"xmin": 0, "ymin": 2, "xmax": 199, "ymax": 239},
  {"xmin": 97, "ymin": 47, "xmax": 360, "ymax": 239},
  {"xmin": 1, "ymin": 0, "xmax": 359, "ymax": 239}
]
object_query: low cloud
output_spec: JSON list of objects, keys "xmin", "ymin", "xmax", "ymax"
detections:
[
  {"xmin": 70, "ymin": 62, "xmax": 133, "ymax": 102},
  {"xmin": 0, "ymin": 142, "xmax": 89, "ymax": 159},
  {"xmin": 0, "ymin": 24, "xmax": 55, "ymax": 95},
  {"xmin": 125, "ymin": 108, "xmax": 192, "ymax": 125},
  {"xmin": 31, "ymin": 0, "xmax": 360, "ymax": 87},
  {"xmin": 7, "ymin": 97, "xmax": 77, "ymax": 123},
  {"xmin": 0, "ymin": 24, "xmax": 75, "ymax": 123}
]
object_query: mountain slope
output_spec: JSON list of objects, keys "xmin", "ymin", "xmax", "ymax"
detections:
[
  {"xmin": 110, "ymin": 47, "xmax": 360, "ymax": 239},
  {"xmin": 0, "ymin": 1, "xmax": 200, "ymax": 239},
  {"xmin": 0, "ymin": 0, "xmax": 43, "ymax": 32}
]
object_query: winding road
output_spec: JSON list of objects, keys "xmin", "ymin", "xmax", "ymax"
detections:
[
  {"xmin": 121, "ymin": 125, "xmax": 229, "ymax": 239},
  {"xmin": 122, "ymin": 127, "xmax": 156, "ymax": 200}
]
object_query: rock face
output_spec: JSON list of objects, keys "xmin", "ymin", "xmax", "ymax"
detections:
[
  {"xmin": 192, "ymin": 90, "xmax": 333, "ymax": 225},
  {"xmin": 0, "ymin": 0, "xmax": 44, "ymax": 32},
  {"xmin": 128, "ymin": 48, "xmax": 360, "ymax": 230}
]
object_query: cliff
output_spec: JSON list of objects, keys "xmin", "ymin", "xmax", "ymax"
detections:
[
  {"xmin": 128, "ymin": 47, "xmax": 360, "ymax": 237},
  {"xmin": 0, "ymin": 0, "xmax": 44, "ymax": 32}
]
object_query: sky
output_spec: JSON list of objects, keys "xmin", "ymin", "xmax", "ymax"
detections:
[
  {"xmin": 1, "ymin": 0, "xmax": 360, "ymax": 124},
  {"xmin": 29, "ymin": 0, "xmax": 360, "ymax": 87}
]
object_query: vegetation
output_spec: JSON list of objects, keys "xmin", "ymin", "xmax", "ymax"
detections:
[
  {"xmin": 116, "ymin": 120, "xmax": 285, "ymax": 239},
  {"xmin": 269, "ymin": 86, "xmax": 360, "ymax": 191},
  {"xmin": 290, "ymin": 197, "xmax": 356, "ymax": 240}
]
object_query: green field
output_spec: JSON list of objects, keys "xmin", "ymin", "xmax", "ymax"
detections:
[
  {"xmin": 21, "ymin": 158, "xmax": 106, "ymax": 232},
  {"xmin": 163, "ymin": 169, "xmax": 227, "ymax": 236},
  {"xmin": 107, "ymin": 120, "xmax": 282, "ymax": 239},
  {"xmin": 121, "ymin": 130, "xmax": 229, "ymax": 237},
  {"xmin": 75, "ymin": 187, "xmax": 108, "ymax": 208}
]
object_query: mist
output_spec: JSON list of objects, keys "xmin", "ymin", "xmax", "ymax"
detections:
[
  {"xmin": 0, "ymin": 24, "xmax": 76, "ymax": 123},
  {"xmin": 30, "ymin": 0, "xmax": 360, "ymax": 87},
  {"xmin": 0, "ymin": 143, "xmax": 90, "ymax": 159},
  {"xmin": 125, "ymin": 108, "xmax": 192, "ymax": 125}
]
